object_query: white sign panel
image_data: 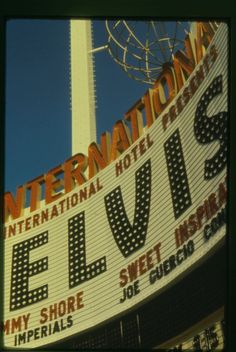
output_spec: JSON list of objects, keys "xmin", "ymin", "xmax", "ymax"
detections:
[{"xmin": 3, "ymin": 23, "xmax": 227, "ymax": 348}]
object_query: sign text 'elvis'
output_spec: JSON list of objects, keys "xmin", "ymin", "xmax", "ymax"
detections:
[{"xmin": 7, "ymin": 67, "xmax": 227, "ymax": 308}]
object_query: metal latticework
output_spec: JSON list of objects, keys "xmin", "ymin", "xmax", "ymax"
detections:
[{"xmin": 105, "ymin": 21, "xmax": 191, "ymax": 85}]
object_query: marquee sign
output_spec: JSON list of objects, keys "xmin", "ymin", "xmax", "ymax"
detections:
[{"xmin": 2, "ymin": 23, "xmax": 227, "ymax": 348}]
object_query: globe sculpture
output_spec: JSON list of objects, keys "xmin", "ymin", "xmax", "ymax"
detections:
[{"xmin": 105, "ymin": 20, "xmax": 192, "ymax": 85}]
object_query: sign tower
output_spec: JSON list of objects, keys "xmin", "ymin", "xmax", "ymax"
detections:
[{"xmin": 70, "ymin": 19, "xmax": 97, "ymax": 155}]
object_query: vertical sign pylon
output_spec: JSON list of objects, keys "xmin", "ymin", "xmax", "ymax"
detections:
[{"xmin": 70, "ymin": 19, "xmax": 97, "ymax": 156}]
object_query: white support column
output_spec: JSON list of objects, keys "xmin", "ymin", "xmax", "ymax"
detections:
[{"xmin": 70, "ymin": 19, "xmax": 97, "ymax": 156}]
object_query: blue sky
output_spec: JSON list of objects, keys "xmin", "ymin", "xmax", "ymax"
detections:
[{"xmin": 5, "ymin": 19, "xmax": 151, "ymax": 196}]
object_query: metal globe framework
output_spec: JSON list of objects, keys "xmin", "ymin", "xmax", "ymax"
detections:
[{"xmin": 105, "ymin": 20, "xmax": 192, "ymax": 85}]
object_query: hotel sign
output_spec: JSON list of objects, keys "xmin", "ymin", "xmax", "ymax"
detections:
[{"xmin": 2, "ymin": 23, "xmax": 227, "ymax": 348}]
